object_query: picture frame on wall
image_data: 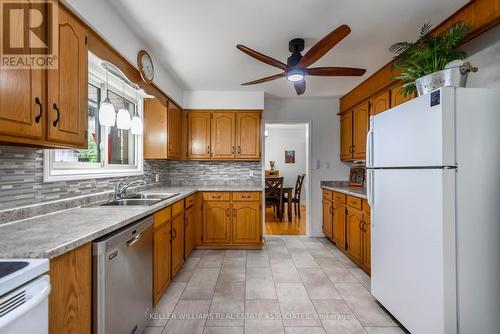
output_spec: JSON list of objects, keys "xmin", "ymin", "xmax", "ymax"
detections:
[{"xmin": 285, "ymin": 150, "xmax": 295, "ymax": 163}]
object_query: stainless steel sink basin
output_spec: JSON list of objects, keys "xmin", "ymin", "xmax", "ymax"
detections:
[
  {"xmin": 99, "ymin": 199, "xmax": 161, "ymax": 206},
  {"xmin": 127, "ymin": 193, "xmax": 179, "ymax": 200}
]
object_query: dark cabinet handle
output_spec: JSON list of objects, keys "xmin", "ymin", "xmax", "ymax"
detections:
[
  {"xmin": 238, "ymin": 146, "xmax": 241, "ymax": 154},
  {"xmin": 226, "ymin": 208, "xmax": 230, "ymax": 217},
  {"xmin": 35, "ymin": 97, "xmax": 42, "ymax": 123},
  {"xmin": 207, "ymin": 145, "xmax": 210, "ymax": 153},
  {"xmin": 172, "ymin": 228, "xmax": 177, "ymax": 239},
  {"xmin": 233, "ymin": 208, "xmax": 236, "ymax": 217},
  {"xmin": 232, "ymin": 146, "xmax": 235, "ymax": 154},
  {"xmin": 52, "ymin": 103, "xmax": 60, "ymax": 127},
  {"xmin": 352, "ymin": 145, "xmax": 356, "ymax": 153},
  {"xmin": 329, "ymin": 206, "xmax": 333, "ymax": 214}
]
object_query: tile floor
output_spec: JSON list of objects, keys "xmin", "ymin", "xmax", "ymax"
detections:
[{"xmin": 144, "ymin": 236, "xmax": 406, "ymax": 334}]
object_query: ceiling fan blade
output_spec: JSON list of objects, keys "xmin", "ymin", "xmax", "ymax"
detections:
[
  {"xmin": 237, "ymin": 44, "xmax": 287, "ymax": 71},
  {"xmin": 241, "ymin": 73, "xmax": 285, "ymax": 86},
  {"xmin": 298, "ymin": 24, "xmax": 351, "ymax": 68},
  {"xmin": 306, "ymin": 67, "xmax": 366, "ymax": 76},
  {"xmin": 294, "ymin": 80, "xmax": 306, "ymax": 95}
]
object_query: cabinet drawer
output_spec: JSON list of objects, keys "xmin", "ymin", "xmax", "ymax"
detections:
[
  {"xmin": 202, "ymin": 192, "xmax": 231, "ymax": 201},
  {"xmin": 346, "ymin": 195, "xmax": 362, "ymax": 209},
  {"xmin": 332, "ymin": 192, "xmax": 346, "ymax": 204},
  {"xmin": 363, "ymin": 199, "xmax": 370, "ymax": 213},
  {"xmin": 154, "ymin": 206, "xmax": 172, "ymax": 229},
  {"xmin": 185, "ymin": 195, "xmax": 195, "ymax": 208},
  {"xmin": 232, "ymin": 192, "xmax": 261, "ymax": 202},
  {"xmin": 172, "ymin": 200, "xmax": 184, "ymax": 217},
  {"xmin": 323, "ymin": 190, "xmax": 333, "ymax": 201}
]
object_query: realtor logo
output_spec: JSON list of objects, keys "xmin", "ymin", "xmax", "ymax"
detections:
[{"xmin": 0, "ymin": 0, "xmax": 58, "ymax": 68}]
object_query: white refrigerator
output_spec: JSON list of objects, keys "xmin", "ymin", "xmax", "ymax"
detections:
[{"xmin": 366, "ymin": 87, "xmax": 500, "ymax": 334}]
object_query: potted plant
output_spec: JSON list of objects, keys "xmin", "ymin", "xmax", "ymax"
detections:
[{"xmin": 390, "ymin": 21, "xmax": 477, "ymax": 97}]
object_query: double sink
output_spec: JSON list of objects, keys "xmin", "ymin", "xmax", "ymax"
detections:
[{"xmin": 98, "ymin": 192, "xmax": 180, "ymax": 207}]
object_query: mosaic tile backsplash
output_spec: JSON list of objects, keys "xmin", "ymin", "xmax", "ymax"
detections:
[{"xmin": 0, "ymin": 145, "xmax": 262, "ymax": 212}]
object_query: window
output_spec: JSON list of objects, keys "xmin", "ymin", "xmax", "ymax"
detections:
[{"xmin": 44, "ymin": 53, "xmax": 144, "ymax": 182}]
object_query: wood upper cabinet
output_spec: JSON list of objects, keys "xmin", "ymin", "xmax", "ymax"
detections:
[
  {"xmin": 47, "ymin": 5, "xmax": 88, "ymax": 147},
  {"xmin": 352, "ymin": 102, "xmax": 369, "ymax": 159},
  {"xmin": 154, "ymin": 221, "xmax": 171, "ymax": 305},
  {"xmin": 144, "ymin": 98, "xmax": 168, "ymax": 159},
  {"xmin": 168, "ymin": 101, "xmax": 182, "ymax": 159},
  {"xmin": 332, "ymin": 202, "xmax": 347, "ymax": 249},
  {"xmin": 184, "ymin": 206, "xmax": 195, "ymax": 258},
  {"xmin": 322, "ymin": 200, "xmax": 333, "ymax": 239},
  {"xmin": 212, "ymin": 112, "xmax": 236, "ymax": 159},
  {"xmin": 49, "ymin": 243, "xmax": 91, "ymax": 334},
  {"xmin": 202, "ymin": 202, "xmax": 231, "ymax": 244},
  {"xmin": 391, "ymin": 86, "xmax": 414, "ymax": 108},
  {"xmin": 370, "ymin": 90, "xmax": 391, "ymax": 116},
  {"xmin": 232, "ymin": 202, "xmax": 261, "ymax": 244},
  {"xmin": 236, "ymin": 112, "xmax": 261, "ymax": 160},
  {"xmin": 171, "ymin": 212, "xmax": 185, "ymax": 277},
  {"xmin": 340, "ymin": 111, "xmax": 353, "ymax": 161},
  {"xmin": 187, "ymin": 111, "xmax": 211, "ymax": 159},
  {"xmin": 346, "ymin": 207, "xmax": 364, "ymax": 265}
]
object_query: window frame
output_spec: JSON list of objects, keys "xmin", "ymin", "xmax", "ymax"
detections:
[{"xmin": 43, "ymin": 53, "xmax": 144, "ymax": 182}]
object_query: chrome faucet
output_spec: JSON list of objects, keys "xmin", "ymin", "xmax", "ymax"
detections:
[{"xmin": 114, "ymin": 178, "xmax": 147, "ymax": 199}]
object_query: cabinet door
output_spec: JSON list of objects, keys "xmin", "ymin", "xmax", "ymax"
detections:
[
  {"xmin": 168, "ymin": 101, "xmax": 182, "ymax": 159},
  {"xmin": 362, "ymin": 213, "xmax": 371, "ymax": 272},
  {"xmin": 346, "ymin": 208, "xmax": 364, "ymax": 264},
  {"xmin": 47, "ymin": 6, "xmax": 88, "ymax": 147},
  {"xmin": 0, "ymin": 66, "xmax": 44, "ymax": 142},
  {"xmin": 390, "ymin": 86, "xmax": 414, "ymax": 108},
  {"xmin": 332, "ymin": 203, "xmax": 346, "ymax": 249},
  {"xmin": 235, "ymin": 112, "xmax": 261, "ymax": 160},
  {"xmin": 212, "ymin": 112, "xmax": 236, "ymax": 159},
  {"xmin": 352, "ymin": 102, "xmax": 369, "ymax": 159},
  {"xmin": 171, "ymin": 213, "xmax": 185, "ymax": 277},
  {"xmin": 187, "ymin": 111, "xmax": 211, "ymax": 159},
  {"xmin": 202, "ymin": 202, "xmax": 231, "ymax": 244},
  {"xmin": 322, "ymin": 200, "xmax": 333, "ymax": 239},
  {"xmin": 340, "ymin": 111, "xmax": 353, "ymax": 161},
  {"xmin": 371, "ymin": 90, "xmax": 391, "ymax": 116},
  {"xmin": 144, "ymin": 98, "xmax": 168, "ymax": 159},
  {"xmin": 232, "ymin": 202, "xmax": 261, "ymax": 244},
  {"xmin": 154, "ymin": 222, "xmax": 171, "ymax": 305},
  {"xmin": 184, "ymin": 206, "xmax": 195, "ymax": 258}
]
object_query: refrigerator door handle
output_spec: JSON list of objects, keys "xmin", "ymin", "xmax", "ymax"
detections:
[
  {"xmin": 366, "ymin": 116, "xmax": 374, "ymax": 167},
  {"xmin": 367, "ymin": 169, "xmax": 374, "ymax": 220}
]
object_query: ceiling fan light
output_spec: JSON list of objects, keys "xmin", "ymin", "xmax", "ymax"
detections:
[
  {"xmin": 116, "ymin": 108, "xmax": 131, "ymax": 130},
  {"xmin": 286, "ymin": 68, "xmax": 305, "ymax": 82},
  {"xmin": 98, "ymin": 97, "xmax": 116, "ymax": 126}
]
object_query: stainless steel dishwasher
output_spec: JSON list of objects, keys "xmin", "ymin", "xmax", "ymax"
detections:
[{"xmin": 93, "ymin": 216, "xmax": 153, "ymax": 334}]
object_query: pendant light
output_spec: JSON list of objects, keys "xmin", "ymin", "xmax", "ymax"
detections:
[
  {"xmin": 116, "ymin": 81, "xmax": 131, "ymax": 130},
  {"xmin": 98, "ymin": 71, "xmax": 116, "ymax": 126},
  {"xmin": 130, "ymin": 88, "xmax": 143, "ymax": 135}
]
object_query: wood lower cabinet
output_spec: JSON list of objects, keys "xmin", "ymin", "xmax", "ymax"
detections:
[
  {"xmin": 362, "ymin": 213, "xmax": 371, "ymax": 272},
  {"xmin": 211, "ymin": 112, "xmax": 236, "ymax": 159},
  {"xmin": 144, "ymin": 98, "xmax": 168, "ymax": 159},
  {"xmin": 340, "ymin": 112, "xmax": 353, "ymax": 161},
  {"xmin": 49, "ymin": 243, "xmax": 91, "ymax": 334},
  {"xmin": 332, "ymin": 202, "xmax": 346, "ymax": 249},
  {"xmin": 184, "ymin": 206, "xmax": 195, "ymax": 257},
  {"xmin": 235, "ymin": 112, "xmax": 261, "ymax": 160},
  {"xmin": 168, "ymin": 101, "xmax": 182, "ymax": 159},
  {"xmin": 153, "ymin": 216, "xmax": 172, "ymax": 306},
  {"xmin": 346, "ymin": 207, "xmax": 364, "ymax": 265},
  {"xmin": 352, "ymin": 102, "xmax": 369, "ymax": 159},
  {"xmin": 232, "ymin": 202, "xmax": 261, "ymax": 244},
  {"xmin": 187, "ymin": 111, "xmax": 211, "ymax": 159},
  {"xmin": 171, "ymin": 212, "xmax": 185, "ymax": 276},
  {"xmin": 202, "ymin": 201, "xmax": 232, "ymax": 244},
  {"xmin": 322, "ymin": 199, "xmax": 333, "ymax": 239}
]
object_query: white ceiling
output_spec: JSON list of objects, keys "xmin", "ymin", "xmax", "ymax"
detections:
[{"xmin": 108, "ymin": 0, "xmax": 468, "ymax": 98}]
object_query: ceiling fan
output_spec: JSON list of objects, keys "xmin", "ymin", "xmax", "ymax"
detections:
[{"xmin": 237, "ymin": 24, "xmax": 366, "ymax": 95}]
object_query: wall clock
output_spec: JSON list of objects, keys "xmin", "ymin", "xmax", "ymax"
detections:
[{"xmin": 137, "ymin": 50, "xmax": 154, "ymax": 84}]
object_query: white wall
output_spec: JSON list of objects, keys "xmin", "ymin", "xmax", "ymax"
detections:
[
  {"xmin": 63, "ymin": 0, "xmax": 184, "ymax": 105},
  {"xmin": 264, "ymin": 97, "xmax": 350, "ymax": 236},
  {"xmin": 183, "ymin": 91, "xmax": 264, "ymax": 109},
  {"xmin": 264, "ymin": 125, "xmax": 308, "ymax": 204}
]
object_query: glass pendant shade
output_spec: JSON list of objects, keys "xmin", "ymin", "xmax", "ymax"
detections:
[
  {"xmin": 116, "ymin": 108, "xmax": 131, "ymax": 130},
  {"xmin": 98, "ymin": 97, "xmax": 116, "ymax": 126},
  {"xmin": 130, "ymin": 115, "xmax": 143, "ymax": 135}
]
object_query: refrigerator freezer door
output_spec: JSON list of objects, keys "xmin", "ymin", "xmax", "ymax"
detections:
[
  {"xmin": 370, "ymin": 168, "xmax": 456, "ymax": 334},
  {"xmin": 370, "ymin": 88, "xmax": 455, "ymax": 168}
]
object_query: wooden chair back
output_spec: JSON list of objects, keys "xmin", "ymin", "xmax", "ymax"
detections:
[
  {"xmin": 265, "ymin": 177, "xmax": 284, "ymax": 199},
  {"xmin": 294, "ymin": 174, "xmax": 306, "ymax": 202}
]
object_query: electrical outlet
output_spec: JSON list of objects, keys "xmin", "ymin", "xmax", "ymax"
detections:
[
  {"xmin": 249, "ymin": 170, "xmax": 254, "ymax": 177},
  {"xmin": 316, "ymin": 160, "xmax": 321, "ymax": 169},
  {"xmin": 155, "ymin": 174, "xmax": 160, "ymax": 183}
]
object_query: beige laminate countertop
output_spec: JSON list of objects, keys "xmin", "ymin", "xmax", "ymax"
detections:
[
  {"xmin": 0, "ymin": 185, "xmax": 263, "ymax": 259},
  {"xmin": 321, "ymin": 181, "xmax": 367, "ymax": 199}
]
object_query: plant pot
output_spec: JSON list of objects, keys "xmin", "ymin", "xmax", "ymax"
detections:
[{"xmin": 415, "ymin": 62, "xmax": 477, "ymax": 96}]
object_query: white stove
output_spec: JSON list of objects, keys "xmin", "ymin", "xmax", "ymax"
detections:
[{"xmin": 0, "ymin": 259, "xmax": 50, "ymax": 334}]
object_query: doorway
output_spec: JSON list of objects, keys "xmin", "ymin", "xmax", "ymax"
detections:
[{"xmin": 263, "ymin": 122, "xmax": 310, "ymax": 235}]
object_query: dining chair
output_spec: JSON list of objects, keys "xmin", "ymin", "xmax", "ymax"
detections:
[
  {"xmin": 265, "ymin": 177, "xmax": 284, "ymax": 221},
  {"xmin": 284, "ymin": 174, "xmax": 306, "ymax": 218}
]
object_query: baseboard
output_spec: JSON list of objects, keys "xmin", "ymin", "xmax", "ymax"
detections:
[{"xmin": 309, "ymin": 231, "xmax": 327, "ymax": 238}]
